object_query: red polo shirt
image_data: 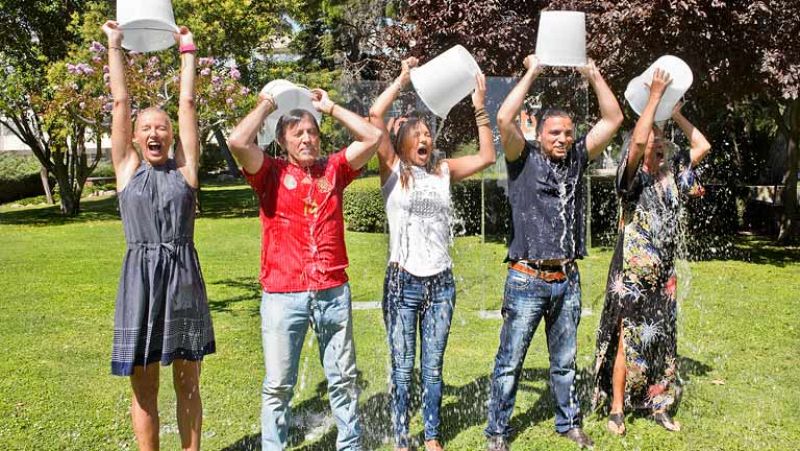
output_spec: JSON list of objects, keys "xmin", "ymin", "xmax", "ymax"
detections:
[{"xmin": 244, "ymin": 149, "xmax": 359, "ymax": 293}]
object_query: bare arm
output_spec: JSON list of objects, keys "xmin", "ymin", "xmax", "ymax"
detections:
[
  {"xmin": 102, "ymin": 21, "xmax": 139, "ymax": 190},
  {"xmin": 368, "ymin": 57, "xmax": 417, "ymax": 183},
  {"xmin": 497, "ymin": 55, "xmax": 542, "ymax": 162},
  {"xmin": 671, "ymin": 102, "xmax": 711, "ymax": 167},
  {"xmin": 311, "ymin": 89, "xmax": 383, "ymax": 170},
  {"xmin": 173, "ymin": 26, "xmax": 200, "ymax": 188},
  {"xmin": 624, "ymin": 69, "xmax": 672, "ymax": 184},
  {"xmin": 446, "ymin": 72, "xmax": 497, "ymax": 181},
  {"xmin": 227, "ymin": 91, "xmax": 276, "ymax": 174},
  {"xmin": 580, "ymin": 59, "xmax": 624, "ymax": 160}
]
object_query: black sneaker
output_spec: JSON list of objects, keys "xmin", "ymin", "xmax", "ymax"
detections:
[
  {"xmin": 486, "ymin": 435, "xmax": 509, "ymax": 451},
  {"xmin": 559, "ymin": 427, "xmax": 594, "ymax": 449}
]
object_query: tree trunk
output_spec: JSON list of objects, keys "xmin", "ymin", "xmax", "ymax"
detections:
[
  {"xmin": 52, "ymin": 163, "xmax": 79, "ymax": 215},
  {"xmin": 214, "ymin": 126, "xmax": 241, "ymax": 178},
  {"xmin": 40, "ymin": 167, "xmax": 54, "ymax": 204},
  {"xmin": 778, "ymin": 99, "xmax": 800, "ymax": 243}
]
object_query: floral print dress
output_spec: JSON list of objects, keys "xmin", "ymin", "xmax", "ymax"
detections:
[{"xmin": 592, "ymin": 147, "xmax": 704, "ymax": 412}]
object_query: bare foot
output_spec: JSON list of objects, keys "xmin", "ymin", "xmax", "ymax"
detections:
[
  {"xmin": 607, "ymin": 411, "xmax": 625, "ymax": 435},
  {"xmin": 425, "ymin": 439, "xmax": 444, "ymax": 451}
]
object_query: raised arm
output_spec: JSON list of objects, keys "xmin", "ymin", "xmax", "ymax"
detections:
[
  {"xmin": 312, "ymin": 89, "xmax": 383, "ymax": 170},
  {"xmin": 579, "ymin": 59, "xmax": 624, "ymax": 160},
  {"xmin": 102, "ymin": 21, "xmax": 139, "ymax": 190},
  {"xmin": 497, "ymin": 55, "xmax": 542, "ymax": 162},
  {"xmin": 227, "ymin": 89, "xmax": 276, "ymax": 174},
  {"xmin": 173, "ymin": 26, "xmax": 200, "ymax": 188},
  {"xmin": 671, "ymin": 102, "xmax": 711, "ymax": 167},
  {"xmin": 446, "ymin": 72, "xmax": 497, "ymax": 182},
  {"xmin": 623, "ymin": 69, "xmax": 672, "ymax": 184},
  {"xmin": 368, "ymin": 57, "xmax": 417, "ymax": 182}
]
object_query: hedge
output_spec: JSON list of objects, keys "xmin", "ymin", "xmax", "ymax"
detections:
[
  {"xmin": 0, "ymin": 153, "xmax": 50, "ymax": 204},
  {"xmin": 342, "ymin": 175, "xmax": 740, "ymax": 253}
]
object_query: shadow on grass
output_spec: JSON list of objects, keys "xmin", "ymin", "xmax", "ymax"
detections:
[
  {"xmin": 0, "ymin": 195, "xmax": 121, "ymax": 226},
  {"xmin": 196, "ymin": 185, "xmax": 260, "ymax": 219},
  {"xmin": 208, "ymin": 277, "xmax": 261, "ymax": 313},
  {"xmin": 222, "ymin": 354, "xmax": 711, "ymax": 450},
  {"xmin": 0, "ymin": 182, "xmax": 258, "ymax": 226}
]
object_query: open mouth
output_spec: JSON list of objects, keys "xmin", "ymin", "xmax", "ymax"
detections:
[
  {"xmin": 416, "ymin": 144, "xmax": 429, "ymax": 157},
  {"xmin": 147, "ymin": 142, "xmax": 163, "ymax": 154}
]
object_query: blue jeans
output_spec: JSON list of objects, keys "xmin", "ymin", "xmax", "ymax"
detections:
[
  {"xmin": 383, "ymin": 265, "xmax": 455, "ymax": 447},
  {"xmin": 260, "ymin": 283, "xmax": 360, "ymax": 451},
  {"xmin": 485, "ymin": 264, "xmax": 583, "ymax": 437}
]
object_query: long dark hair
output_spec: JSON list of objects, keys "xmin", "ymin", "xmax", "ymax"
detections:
[{"xmin": 392, "ymin": 113, "xmax": 441, "ymax": 189}]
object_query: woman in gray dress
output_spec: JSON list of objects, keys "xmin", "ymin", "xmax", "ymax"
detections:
[{"xmin": 103, "ymin": 20, "xmax": 215, "ymax": 451}]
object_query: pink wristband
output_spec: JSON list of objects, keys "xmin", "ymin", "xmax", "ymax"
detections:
[{"xmin": 179, "ymin": 43, "xmax": 197, "ymax": 54}]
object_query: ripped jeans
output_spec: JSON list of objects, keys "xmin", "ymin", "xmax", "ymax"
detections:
[{"xmin": 383, "ymin": 265, "xmax": 455, "ymax": 448}]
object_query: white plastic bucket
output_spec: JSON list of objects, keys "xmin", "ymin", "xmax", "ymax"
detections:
[
  {"xmin": 535, "ymin": 11, "xmax": 587, "ymax": 67},
  {"xmin": 258, "ymin": 80, "xmax": 322, "ymax": 145},
  {"xmin": 410, "ymin": 45, "xmax": 481, "ymax": 118},
  {"xmin": 117, "ymin": 0, "xmax": 179, "ymax": 53},
  {"xmin": 624, "ymin": 55, "xmax": 693, "ymax": 122}
]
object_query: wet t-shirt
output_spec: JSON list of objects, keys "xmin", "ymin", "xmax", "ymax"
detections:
[
  {"xmin": 243, "ymin": 149, "xmax": 359, "ymax": 293},
  {"xmin": 506, "ymin": 137, "xmax": 589, "ymax": 261}
]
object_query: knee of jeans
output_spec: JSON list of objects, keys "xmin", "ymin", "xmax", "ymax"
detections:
[
  {"xmin": 550, "ymin": 347, "xmax": 577, "ymax": 372},
  {"xmin": 393, "ymin": 364, "xmax": 413, "ymax": 384},
  {"xmin": 420, "ymin": 364, "xmax": 443, "ymax": 384},
  {"xmin": 262, "ymin": 380, "xmax": 294, "ymax": 401}
]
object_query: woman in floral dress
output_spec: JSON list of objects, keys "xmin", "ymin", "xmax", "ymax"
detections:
[{"xmin": 592, "ymin": 69, "xmax": 711, "ymax": 435}]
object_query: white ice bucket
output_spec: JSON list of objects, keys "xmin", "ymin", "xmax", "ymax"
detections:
[
  {"xmin": 410, "ymin": 45, "xmax": 481, "ymax": 118},
  {"xmin": 117, "ymin": 0, "xmax": 179, "ymax": 53},
  {"xmin": 258, "ymin": 80, "xmax": 322, "ymax": 145},
  {"xmin": 535, "ymin": 11, "xmax": 587, "ymax": 67},
  {"xmin": 624, "ymin": 55, "xmax": 693, "ymax": 122}
]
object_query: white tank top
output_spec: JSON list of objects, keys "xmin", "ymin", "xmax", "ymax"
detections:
[{"xmin": 382, "ymin": 160, "xmax": 452, "ymax": 277}]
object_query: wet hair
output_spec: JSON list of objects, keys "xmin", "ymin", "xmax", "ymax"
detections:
[
  {"xmin": 134, "ymin": 106, "xmax": 172, "ymax": 132},
  {"xmin": 275, "ymin": 109, "xmax": 320, "ymax": 147},
  {"xmin": 392, "ymin": 113, "xmax": 441, "ymax": 189},
  {"xmin": 536, "ymin": 108, "xmax": 573, "ymax": 136}
]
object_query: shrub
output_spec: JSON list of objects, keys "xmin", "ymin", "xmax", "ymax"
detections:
[
  {"xmin": 343, "ymin": 185, "xmax": 386, "ymax": 232},
  {"xmin": 0, "ymin": 153, "xmax": 51, "ymax": 204}
]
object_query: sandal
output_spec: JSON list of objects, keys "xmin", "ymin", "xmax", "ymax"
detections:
[
  {"xmin": 652, "ymin": 411, "xmax": 681, "ymax": 432},
  {"xmin": 607, "ymin": 411, "xmax": 626, "ymax": 435}
]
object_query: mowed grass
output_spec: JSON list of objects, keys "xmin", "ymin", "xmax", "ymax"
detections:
[{"xmin": 1, "ymin": 182, "xmax": 799, "ymax": 450}]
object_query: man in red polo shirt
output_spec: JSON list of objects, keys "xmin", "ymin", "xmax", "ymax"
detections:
[{"xmin": 228, "ymin": 86, "xmax": 382, "ymax": 451}]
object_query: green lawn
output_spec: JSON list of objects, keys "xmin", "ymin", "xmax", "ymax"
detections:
[{"xmin": 1, "ymin": 183, "xmax": 798, "ymax": 450}]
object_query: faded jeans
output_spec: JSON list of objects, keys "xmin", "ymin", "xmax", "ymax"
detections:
[
  {"xmin": 383, "ymin": 265, "xmax": 455, "ymax": 448},
  {"xmin": 260, "ymin": 283, "xmax": 360, "ymax": 451},
  {"xmin": 485, "ymin": 264, "xmax": 583, "ymax": 437}
]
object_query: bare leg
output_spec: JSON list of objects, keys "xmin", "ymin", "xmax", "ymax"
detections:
[
  {"xmin": 131, "ymin": 362, "xmax": 161, "ymax": 451},
  {"xmin": 608, "ymin": 320, "xmax": 626, "ymax": 434},
  {"xmin": 173, "ymin": 359, "xmax": 202, "ymax": 451}
]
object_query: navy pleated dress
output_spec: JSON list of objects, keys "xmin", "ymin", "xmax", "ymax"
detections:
[{"xmin": 111, "ymin": 160, "xmax": 216, "ymax": 376}]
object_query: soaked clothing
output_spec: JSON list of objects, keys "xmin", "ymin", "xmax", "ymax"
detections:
[
  {"xmin": 592, "ymin": 148, "xmax": 703, "ymax": 412},
  {"xmin": 111, "ymin": 160, "xmax": 215, "ymax": 376},
  {"xmin": 383, "ymin": 265, "xmax": 455, "ymax": 447},
  {"xmin": 381, "ymin": 161, "xmax": 455, "ymax": 446},
  {"xmin": 243, "ymin": 150, "xmax": 359, "ymax": 292},
  {"xmin": 486, "ymin": 263, "xmax": 583, "ymax": 436},
  {"xmin": 487, "ymin": 136, "xmax": 591, "ymax": 436},
  {"xmin": 382, "ymin": 161, "xmax": 452, "ymax": 276},
  {"xmin": 506, "ymin": 137, "xmax": 589, "ymax": 262}
]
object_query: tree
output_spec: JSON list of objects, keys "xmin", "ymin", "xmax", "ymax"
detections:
[
  {"xmin": 0, "ymin": 0, "xmax": 93, "ymax": 214},
  {"xmin": 382, "ymin": 0, "xmax": 800, "ymax": 241}
]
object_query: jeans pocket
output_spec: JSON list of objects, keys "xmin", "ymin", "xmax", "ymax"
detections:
[{"xmin": 506, "ymin": 270, "xmax": 530, "ymax": 290}]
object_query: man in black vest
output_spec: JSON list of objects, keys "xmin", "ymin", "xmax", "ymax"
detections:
[{"xmin": 485, "ymin": 54, "xmax": 623, "ymax": 450}]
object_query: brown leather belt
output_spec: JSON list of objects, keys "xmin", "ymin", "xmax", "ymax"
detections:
[{"xmin": 508, "ymin": 261, "xmax": 567, "ymax": 282}]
